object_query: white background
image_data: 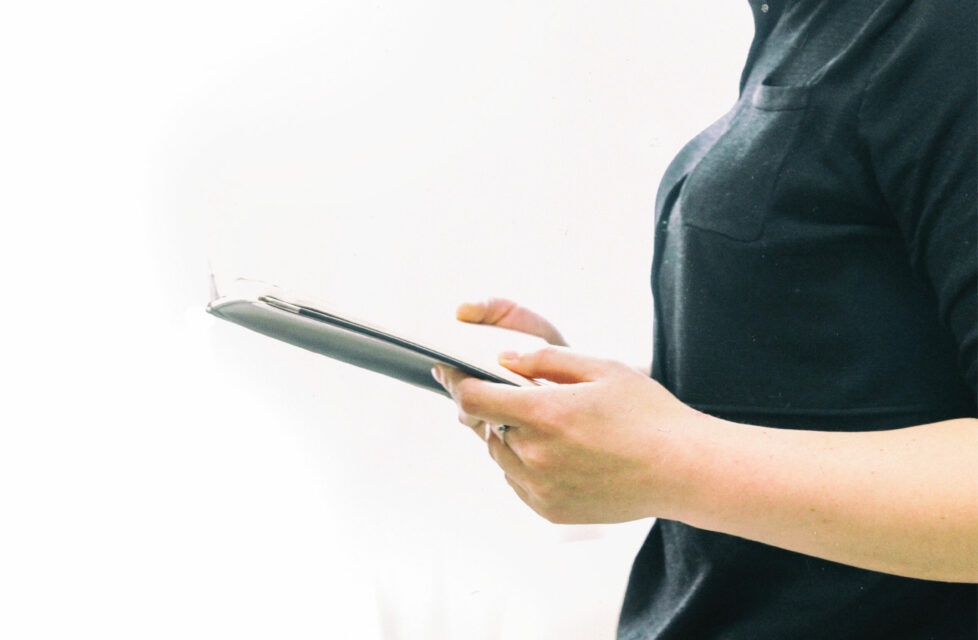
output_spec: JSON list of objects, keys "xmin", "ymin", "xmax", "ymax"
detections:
[{"xmin": 1, "ymin": 3, "xmax": 751, "ymax": 638}]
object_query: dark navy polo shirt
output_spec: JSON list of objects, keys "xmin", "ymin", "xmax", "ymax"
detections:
[{"xmin": 619, "ymin": 1, "xmax": 977, "ymax": 637}]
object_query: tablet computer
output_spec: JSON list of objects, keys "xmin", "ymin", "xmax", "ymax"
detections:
[{"xmin": 206, "ymin": 279, "xmax": 543, "ymax": 396}]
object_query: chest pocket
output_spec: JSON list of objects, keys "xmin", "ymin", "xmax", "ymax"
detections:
[{"xmin": 679, "ymin": 83, "xmax": 811, "ymax": 242}]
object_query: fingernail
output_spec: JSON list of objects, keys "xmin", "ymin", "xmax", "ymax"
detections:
[
  {"xmin": 431, "ymin": 366, "xmax": 444, "ymax": 386},
  {"xmin": 456, "ymin": 301, "xmax": 484, "ymax": 321},
  {"xmin": 498, "ymin": 351, "xmax": 520, "ymax": 364}
]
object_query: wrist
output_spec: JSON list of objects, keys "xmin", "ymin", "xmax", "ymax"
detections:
[{"xmin": 643, "ymin": 399, "xmax": 728, "ymax": 523}]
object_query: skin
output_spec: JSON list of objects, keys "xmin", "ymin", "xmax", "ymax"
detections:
[{"xmin": 433, "ymin": 298, "xmax": 978, "ymax": 584}]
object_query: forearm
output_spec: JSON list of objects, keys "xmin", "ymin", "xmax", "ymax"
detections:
[{"xmin": 671, "ymin": 414, "xmax": 978, "ymax": 583}]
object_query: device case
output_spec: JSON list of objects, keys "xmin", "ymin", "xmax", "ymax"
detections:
[{"xmin": 206, "ymin": 280, "xmax": 539, "ymax": 397}]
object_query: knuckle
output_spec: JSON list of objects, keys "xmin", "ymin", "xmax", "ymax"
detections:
[
  {"xmin": 487, "ymin": 435, "xmax": 503, "ymax": 462},
  {"xmin": 456, "ymin": 410, "xmax": 479, "ymax": 428},
  {"xmin": 533, "ymin": 490, "xmax": 570, "ymax": 523},
  {"xmin": 484, "ymin": 297, "xmax": 517, "ymax": 325},
  {"xmin": 604, "ymin": 358, "xmax": 627, "ymax": 374},
  {"xmin": 537, "ymin": 346, "xmax": 560, "ymax": 365},
  {"xmin": 531, "ymin": 477, "xmax": 559, "ymax": 504},
  {"xmin": 458, "ymin": 397, "xmax": 481, "ymax": 418},
  {"xmin": 519, "ymin": 443, "xmax": 550, "ymax": 470},
  {"xmin": 456, "ymin": 385, "xmax": 483, "ymax": 416},
  {"xmin": 529, "ymin": 402, "xmax": 562, "ymax": 429},
  {"xmin": 614, "ymin": 360, "xmax": 638, "ymax": 378},
  {"xmin": 544, "ymin": 507, "xmax": 572, "ymax": 525},
  {"xmin": 533, "ymin": 479, "xmax": 567, "ymax": 511},
  {"xmin": 537, "ymin": 503, "xmax": 558, "ymax": 523}
]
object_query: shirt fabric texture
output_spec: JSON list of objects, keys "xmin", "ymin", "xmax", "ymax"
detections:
[{"xmin": 618, "ymin": 0, "xmax": 977, "ymax": 638}]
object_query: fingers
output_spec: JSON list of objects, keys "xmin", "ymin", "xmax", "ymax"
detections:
[
  {"xmin": 433, "ymin": 364, "xmax": 535, "ymax": 427},
  {"xmin": 433, "ymin": 365, "xmax": 480, "ymax": 437},
  {"xmin": 432, "ymin": 364, "xmax": 539, "ymax": 503},
  {"xmin": 498, "ymin": 346, "xmax": 619, "ymax": 384},
  {"xmin": 487, "ymin": 428, "xmax": 529, "ymax": 478},
  {"xmin": 457, "ymin": 411, "xmax": 490, "ymax": 440},
  {"xmin": 504, "ymin": 474, "xmax": 531, "ymax": 504}
]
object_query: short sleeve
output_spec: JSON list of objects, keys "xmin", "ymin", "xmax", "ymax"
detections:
[{"xmin": 858, "ymin": 0, "xmax": 977, "ymax": 394}]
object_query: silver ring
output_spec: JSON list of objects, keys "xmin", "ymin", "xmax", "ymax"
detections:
[{"xmin": 497, "ymin": 424, "xmax": 511, "ymax": 446}]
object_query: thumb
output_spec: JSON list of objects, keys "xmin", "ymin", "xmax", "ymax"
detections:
[
  {"xmin": 498, "ymin": 347, "xmax": 614, "ymax": 384},
  {"xmin": 457, "ymin": 298, "xmax": 569, "ymax": 346}
]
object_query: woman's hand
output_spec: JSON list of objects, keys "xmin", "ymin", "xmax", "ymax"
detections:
[
  {"xmin": 433, "ymin": 348, "xmax": 978, "ymax": 580},
  {"xmin": 450, "ymin": 298, "xmax": 569, "ymax": 440},
  {"xmin": 432, "ymin": 346, "xmax": 705, "ymax": 524}
]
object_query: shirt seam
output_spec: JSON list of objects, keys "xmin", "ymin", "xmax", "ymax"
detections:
[
  {"xmin": 685, "ymin": 402, "xmax": 963, "ymax": 417},
  {"xmin": 854, "ymin": 6, "xmax": 904, "ymax": 226}
]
